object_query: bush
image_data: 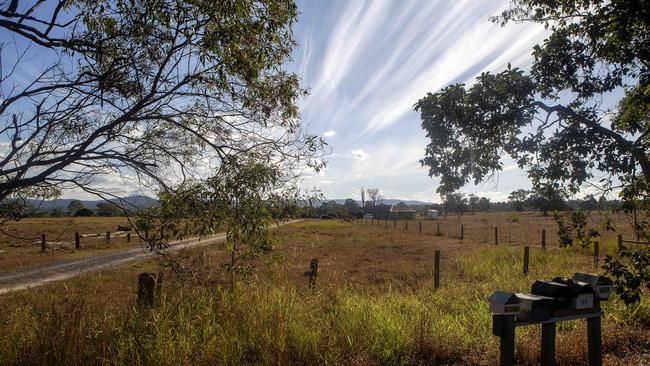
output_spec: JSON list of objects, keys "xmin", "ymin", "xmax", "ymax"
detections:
[{"xmin": 74, "ymin": 208, "xmax": 95, "ymax": 217}]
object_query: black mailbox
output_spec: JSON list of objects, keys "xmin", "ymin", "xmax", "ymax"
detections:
[
  {"xmin": 531, "ymin": 280, "xmax": 572, "ymax": 309},
  {"xmin": 572, "ymin": 272, "xmax": 613, "ymax": 300},
  {"xmin": 552, "ymin": 276, "xmax": 595, "ymax": 309},
  {"xmin": 515, "ymin": 293, "xmax": 554, "ymax": 322}
]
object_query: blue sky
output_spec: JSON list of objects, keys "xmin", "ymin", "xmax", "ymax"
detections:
[
  {"xmin": 2, "ymin": 0, "xmax": 566, "ymax": 202},
  {"xmin": 291, "ymin": 0, "xmax": 549, "ymax": 202}
]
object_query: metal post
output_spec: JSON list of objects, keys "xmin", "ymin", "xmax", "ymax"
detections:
[
  {"xmin": 523, "ymin": 246, "xmax": 530, "ymax": 275},
  {"xmin": 541, "ymin": 322, "xmax": 556, "ymax": 366},
  {"xmin": 493, "ymin": 315, "xmax": 515, "ymax": 366},
  {"xmin": 434, "ymin": 249, "xmax": 440, "ymax": 290},
  {"xmin": 75, "ymin": 232, "xmax": 80, "ymax": 249},
  {"xmin": 587, "ymin": 316, "xmax": 602, "ymax": 366},
  {"xmin": 542, "ymin": 229, "xmax": 546, "ymax": 250}
]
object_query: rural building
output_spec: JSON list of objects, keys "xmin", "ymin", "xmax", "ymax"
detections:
[
  {"xmin": 363, "ymin": 204, "xmax": 416, "ymax": 220},
  {"xmin": 425, "ymin": 209, "xmax": 439, "ymax": 220}
]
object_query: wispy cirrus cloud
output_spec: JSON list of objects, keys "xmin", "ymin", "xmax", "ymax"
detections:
[{"xmin": 292, "ymin": 0, "xmax": 550, "ymax": 201}]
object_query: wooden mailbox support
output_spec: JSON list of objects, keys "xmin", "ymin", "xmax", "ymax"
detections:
[{"xmin": 493, "ymin": 308, "xmax": 602, "ymax": 366}]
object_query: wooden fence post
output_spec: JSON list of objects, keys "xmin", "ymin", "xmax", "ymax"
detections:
[
  {"xmin": 523, "ymin": 246, "xmax": 530, "ymax": 275},
  {"xmin": 137, "ymin": 273, "xmax": 157, "ymax": 307},
  {"xmin": 405, "ymin": 220, "xmax": 408, "ymax": 231},
  {"xmin": 309, "ymin": 258, "xmax": 318, "ymax": 289},
  {"xmin": 436, "ymin": 222, "xmax": 441, "ymax": 236},
  {"xmin": 41, "ymin": 234, "xmax": 46, "ymax": 252},
  {"xmin": 419, "ymin": 221, "xmax": 422, "ymax": 234},
  {"xmin": 127, "ymin": 233, "xmax": 131, "ymax": 243},
  {"xmin": 495, "ymin": 227, "xmax": 499, "ymax": 245},
  {"xmin": 393, "ymin": 220, "xmax": 396, "ymax": 229},
  {"xmin": 106, "ymin": 231, "xmax": 111, "ymax": 245},
  {"xmin": 542, "ymin": 229, "xmax": 546, "ymax": 250},
  {"xmin": 385, "ymin": 219, "xmax": 387, "ymax": 228},
  {"xmin": 75, "ymin": 232, "xmax": 80, "ymax": 249},
  {"xmin": 617, "ymin": 234, "xmax": 623, "ymax": 252},
  {"xmin": 593, "ymin": 241, "xmax": 599, "ymax": 267},
  {"xmin": 434, "ymin": 250, "xmax": 440, "ymax": 290},
  {"xmin": 460, "ymin": 224, "xmax": 464, "ymax": 241}
]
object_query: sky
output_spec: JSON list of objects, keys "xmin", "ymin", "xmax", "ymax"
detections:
[
  {"xmin": 290, "ymin": 0, "xmax": 550, "ymax": 203},
  {"xmin": 1, "ymin": 0, "xmax": 561, "ymax": 202}
]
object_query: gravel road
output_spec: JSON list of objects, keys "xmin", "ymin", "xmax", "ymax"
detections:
[{"xmin": 0, "ymin": 220, "xmax": 300, "ymax": 294}]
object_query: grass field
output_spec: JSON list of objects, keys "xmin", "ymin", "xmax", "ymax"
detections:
[
  {"xmin": 0, "ymin": 215, "xmax": 648, "ymax": 365},
  {"xmin": 0, "ymin": 217, "xmax": 147, "ymax": 270}
]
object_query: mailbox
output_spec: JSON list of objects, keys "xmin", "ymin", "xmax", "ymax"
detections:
[
  {"xmin": 515, "ymin": 293, "xmax": 554, "ymax": 321},
  {"xmin": 489, "ymin": 291, "xmax": 521, "ymax": 315},
  {"xmin": 572, "ymin": 272, "xmax": 613, "ymax": 300},
  {"xmin": 531, "ymin": 280, "xmax": 572, "ymax": 309},
  {"xmin": 552, "ymin": 277, "xmax": 594, "ymax": 309}
]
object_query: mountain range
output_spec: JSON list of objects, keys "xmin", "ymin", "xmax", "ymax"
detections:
[{"xmin": 29, "ymin": 195, "xmax": 159, "ymax": 211}]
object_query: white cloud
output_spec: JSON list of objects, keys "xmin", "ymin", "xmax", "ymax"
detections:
[
  {"xmin": 349, "ymin": 149, "xmax": 369, "ymax": 160},
  {"xmin": 322, "ymin": 130, "xmax": 337, "ymax": 138}
]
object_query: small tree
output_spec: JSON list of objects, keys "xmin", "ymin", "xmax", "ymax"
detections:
[
  {"xmin": 478, "ymin": 197, "xmax": 491, "ymax": 212},
  {"xmin": 442, "ymin": 192, "xmax": 468, "ymax": 216},
  {"xmin": 67, "ymin": 200, "xmax": 85, "ymax": 216},
  {"xmin": 343, "ymin": 199, "xmax": 359, "ymax": 216},
  {"xmin": 74, "ymin": 208, "xmax": 95, "ymax": 217},
  {"xmin": 508, "ymin": 189, "xmax": 530, "ymax": 212},
  {"xmin": 96, "ymin": 202, "xmax": 123, "ymax": 217}
]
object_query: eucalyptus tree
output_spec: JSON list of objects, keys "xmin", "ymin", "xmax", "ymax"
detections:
[
  {"xmin": 415, "ymin": 0, "xmax": 649, "ymax": 303},
  {"xmin": 0, "ymin": 0, "xmax": 323, "ymax": 216}
]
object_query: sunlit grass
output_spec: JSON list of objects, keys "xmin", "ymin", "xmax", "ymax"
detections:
[{"xmin": 0, "ymin": 222, "xmax": 648, "ymax": 365}]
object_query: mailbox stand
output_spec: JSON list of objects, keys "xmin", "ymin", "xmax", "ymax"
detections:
[{"xmin": 493, "ymin": 310, "xmax": 602, "ymax": 366}]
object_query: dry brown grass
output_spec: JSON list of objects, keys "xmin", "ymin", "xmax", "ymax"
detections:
[
  {"xmin": 0, "ymin": 216, "xmax": 142, "ymax": 270},
  {"xmin": 0, "ymin": 216, "xmax": 647, "ymax": 365}
]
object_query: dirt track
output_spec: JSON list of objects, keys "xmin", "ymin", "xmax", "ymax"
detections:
[{"xmin": 0, "ymin": 220, "xmax": 300, "ymax": 294}]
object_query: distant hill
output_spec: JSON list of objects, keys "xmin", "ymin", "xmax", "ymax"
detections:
[{"xmin": 29, "ymin": 195, "xmax": 158, "ymax": 212}]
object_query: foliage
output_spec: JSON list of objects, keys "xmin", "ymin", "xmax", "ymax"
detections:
[
  {"xmin": 553, "ymin": 211, "xmax": 599, "ymax": 248},
  {"xmin": 135, "ymin": 160, "xmax": 302, "ymax": 279},
  {"xmin": 415, "ymin": 0, "xmax": 649, "ymax": 304},
  {"xmin": 416, "ymin": 0, "xmax": 649, "ymax": 194},
  {"xmin": 95, "ymin": 202, "xmax": 123, "ymax": 217},
  {"xmin": 74, "ymin": 208, "xmax": 95, "ymax": 217},
  {"xmin": 67, "ymin": 200, "xmax": 85, "ymax": 216},
  {"xmin": 508, "ymin": 189, "xmax": 530, "ymax": 212},
  {"xmin": 603, "ymin": 249, "xmax": 650, "ymax": 306},
  {"xmin": 0, "ymin": 0, "xmax": 323, "ymax": 219},
  {"xmin": 527, "ymin": 183, "xmax": 567, "ymax": 215},
  {"xmin": 442, "ymin": 192, "xmax": 468, "ymax": 215}
]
